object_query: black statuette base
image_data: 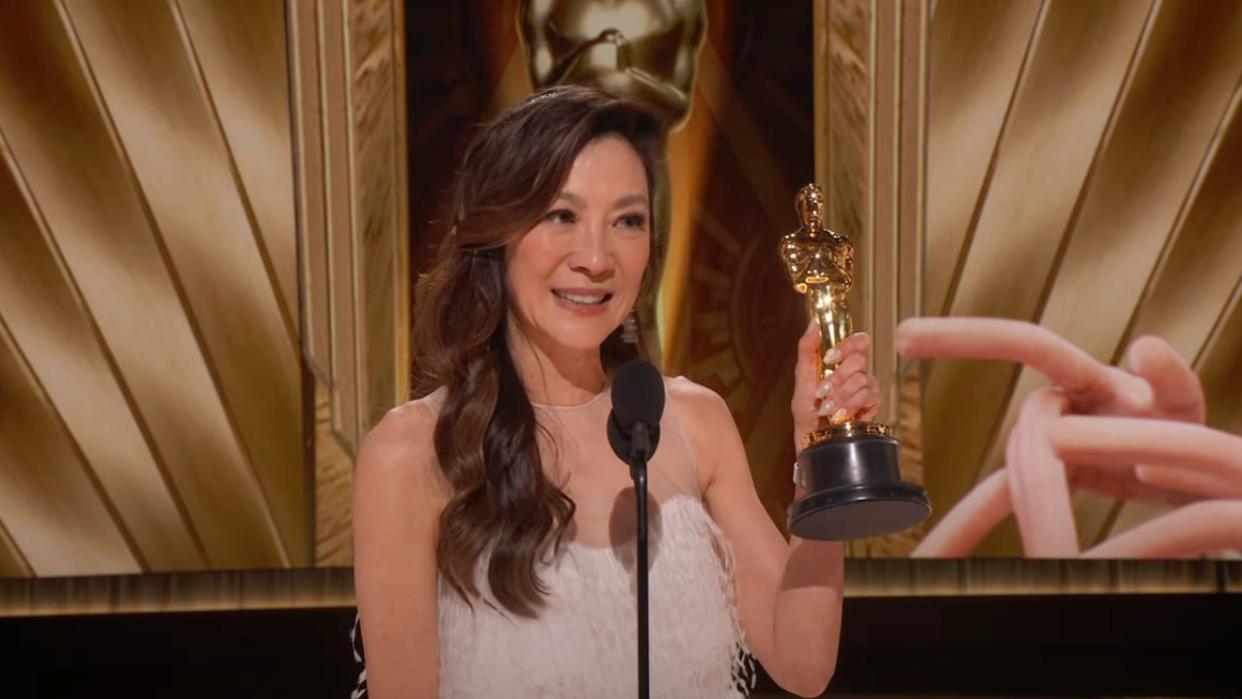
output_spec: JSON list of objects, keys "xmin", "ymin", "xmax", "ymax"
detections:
[{"xmin": 788, "ymin": 431, "xmax": 930, "ymax": 541}]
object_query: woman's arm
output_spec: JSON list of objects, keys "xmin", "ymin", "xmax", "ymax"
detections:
[
  {"xmin": 680, "ymin": 382, "xmax": 841, "ymax": 698},
  {"xmin": 684, "ymin": 322, "xmax": 878, "ymax": 698},
  {"xmin": 353, "ymin": 402, "xmax": 449, "ymax": 699}
]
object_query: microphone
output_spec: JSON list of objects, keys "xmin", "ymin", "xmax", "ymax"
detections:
[
  {"xmin": 604, "ymin": 358, "xmax": 664, "ymax": 699},
  {"xmin": 607, "ymin": 359, "xmax": 665, "ymax": 467}
]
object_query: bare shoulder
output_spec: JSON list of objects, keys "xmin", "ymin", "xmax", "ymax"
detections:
[
  {"xmin": 665, "ymin": 375, "xmax": 734, "ymax": 429},
  {"xmin": 665, "ymin": 376, "xmax": 743, "ymax": 490},
  {"xmin": 355, "ymin": 389, "xmax": 451, "ymax": 506}
]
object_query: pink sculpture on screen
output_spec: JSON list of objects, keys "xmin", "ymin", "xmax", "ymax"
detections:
[{"xmin": 896, "ymin": 317, "xmax": 1242, "ymax": 559}]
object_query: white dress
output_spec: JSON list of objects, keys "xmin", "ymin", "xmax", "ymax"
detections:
[{"xmin": 353, "ymin": 377, "xmax": 755, "ymax": 698}]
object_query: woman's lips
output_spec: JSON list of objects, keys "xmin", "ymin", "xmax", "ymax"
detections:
[{"xmin": 551, "ymin": 289, "xmax": 612, "ymax": 316}]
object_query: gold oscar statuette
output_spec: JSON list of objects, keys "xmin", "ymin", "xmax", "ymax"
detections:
[{"xmin": 779, "ymin": 184, "xmax": 930, "ymax": 540}]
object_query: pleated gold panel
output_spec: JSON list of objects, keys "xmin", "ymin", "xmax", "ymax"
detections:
[
  {"xmin": 0, "ymin": 0, "xmax": 405, "ymax": 580},
  {"xmin": 925, "ymin": 0, "xmax": 1041, "ymax": 316},
  {"xmin": 0, "ymin": 132, "xmax": 203, "ymax": 573},
  {"xmin": 921, "ymin": 0, "xmax": 1153, "ymax": 526},
  {"xmin": 1123, "ymin": 89, "xmax": 1242, "ymax": 365},
  {"xmin": 0, "ymin": 1, "xmax": 289, "ymax": 569},
  {"xmin": 289, "ymin": 0, "xmax": 333, "ymax": 383},
  {"xmin": 1184, "ymin": 97, "xmax": 1242, "ymax": 440},
  {"xmin": 971, "ymin": 0, "xmax": 1242, "ymax": 551},
  {"xmin": 349, "ymin": 0, "xmax": 407, "ymax": 428},
  {"xmin": 287, "ymin": 0, "xmax": 410, "ymax": 565},
  {"xmin": 0, "ymin": 317, "xmax": 139, "ymax": 576},
  {"xmin": 62, "ymin": 0, "xmax": 305, "ymax": 565},
  {"xmin": 319, "ymin": 0, "xmax": 363, "ymax": 452},
  {"xmin": 176, "ymin": 0, "xmax": 299, "ymax": 324}
]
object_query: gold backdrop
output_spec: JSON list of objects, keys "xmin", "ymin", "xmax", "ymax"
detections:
[
  {"xmin": 0, "ymin": 0, "xmax": 407, "ymax": 579},
  {"xmin": 1, "ymin": 0, "xmax": 1240, "ymax": 615},
  {"xmin": 918, "ymin": 0, "xmax": 1242, "ymax": 554}
]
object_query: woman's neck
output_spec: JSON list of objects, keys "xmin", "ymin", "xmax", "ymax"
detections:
[{"xmin": 506, "ymin": 320, "xmax": 607, "ymax": 406}]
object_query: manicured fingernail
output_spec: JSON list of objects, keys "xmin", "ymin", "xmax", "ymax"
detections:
[
  {"xmin": 815, "ymin": 381, "xmax": 832, "ymax": 398},
  {"xmin": 818, "ymin": 400, "xmax": 835, "ymax": 416},
  {"xmin": 823, "ymin": 348, "xmax": 842, "ymax": 364},
  {"xmin": 831, "ymin": 408, "xmax": 849, "ymax": 424}
]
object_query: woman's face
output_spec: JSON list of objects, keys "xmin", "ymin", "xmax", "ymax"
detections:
[{"xmin": 506, "ymin": 135, "xmax": 651, "ymax": 356}]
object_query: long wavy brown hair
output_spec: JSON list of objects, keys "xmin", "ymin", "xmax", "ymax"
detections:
[{"xmin": 412, "ymin": 86, "xmax": 667, "ymax": 617}]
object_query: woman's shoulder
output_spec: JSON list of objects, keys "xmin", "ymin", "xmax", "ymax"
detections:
[
  {"xmin": 355, "ymin": 387, "xmax": 450, "ymax": 500},
  {"xmin": 664, "ymin": 375, "xmax": 731, "ymax": 423},
  {"xmin": 662, "ymin": 376, "xmax": 740, "ymax": 493},
  {"xmin": 369, "ymin": 387, "xmax": 444, "ymax": 444},
  {"xmin": 663, "ymin": 376, "xmax": 738, "ymax": 448}
]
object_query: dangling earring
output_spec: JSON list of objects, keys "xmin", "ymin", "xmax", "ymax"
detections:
[{"xmin": 621, "ymin": 310, "xmax": 639, "ymax": 344}]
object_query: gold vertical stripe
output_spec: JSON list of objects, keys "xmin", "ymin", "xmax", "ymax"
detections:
[
  {"xmin": 869, "ymin": 0, "xmax": 893, "ymax": 423},
  {"xmin": 893, "ymin": 0, "xmax": 926, "ymax": 427},
  {"xmin": 342, "ymin": 0, "xmax": 367, "ymax": 443},
  {"xmin": 392, "ymin": 0, "xmax": 411, "ymax": 405},
  {"xmin": 348, "ymin": 0, "xmax": 399, "ymax": 430},
  {"xmin": 319, "ymin": 0, "xmax": 360, "ymax": 454},
  {"xmin": 314, "ymin": 377, "xmax": 356, "ymax": 565},
  {"xmin": 291, "ymin": 0, "xmax": 333, "ymax": 381},
  {"xmin": 813, "ymin": 0, "xmax": 831, "ymax": 191},
  {"xmin": 864, "ymin": 0, "xmax": 878, "ymax": 340}
]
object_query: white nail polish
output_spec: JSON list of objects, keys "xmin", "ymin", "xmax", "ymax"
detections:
[{"xmin": 823, "ymin": 348, "xmax": 842, "ymax": 364}]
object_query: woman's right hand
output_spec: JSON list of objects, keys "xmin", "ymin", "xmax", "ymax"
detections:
[{"xmin": 790, "ymin": 319, "xmax": 880, "ymax": 454}]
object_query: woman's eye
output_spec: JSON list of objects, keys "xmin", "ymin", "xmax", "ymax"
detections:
[
  {"xmin": 617, "ymin": 212, "xmax": 648, "ymax": 230},
  {"xmin": 545, "ymin": 209, "xmax": 576, "ymax": 225}
]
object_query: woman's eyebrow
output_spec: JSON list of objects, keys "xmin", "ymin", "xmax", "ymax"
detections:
[
  {"xmin": 554, "ymin": 191, "xmax": 586, "ymax": 207},
  {"xmin": 613, "ymin": 194, "xmax": 647, "ymax": 209}
]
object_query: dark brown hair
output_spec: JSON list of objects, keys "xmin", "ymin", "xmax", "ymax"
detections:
[{"xmin": 412, "ymin": 85, "xmax": 667, "ymax": 617}]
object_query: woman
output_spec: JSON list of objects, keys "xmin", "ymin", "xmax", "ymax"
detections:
[{"xmin": 353, "ymin": 85, "xmax": 881, "ymax": 698}]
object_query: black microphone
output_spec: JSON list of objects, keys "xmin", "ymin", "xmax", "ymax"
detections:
[
  {"xmin": 607, "ymin": 359, "xmax": 664, "ymax": 467},
  {"xmin": 605, "ymin": 358, "xmax": 664, "ymax": 699}
]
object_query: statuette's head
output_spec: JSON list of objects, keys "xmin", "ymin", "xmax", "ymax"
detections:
[
  {"xmin": 795, "ymin": 184, "xmax": 827, "ymax": 232},
  {"xmin": 780, "ymin": 183, "xmax": 853, "ymax": 295}
]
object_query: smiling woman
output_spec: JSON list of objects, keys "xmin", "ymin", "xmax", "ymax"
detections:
[
  {"xmin": 407, "ymin": 87, "xmax": 666, "ymax": 617},
  {"xmin": 352, "ymin": 85, "xmax": 878, "ymax": 698}
]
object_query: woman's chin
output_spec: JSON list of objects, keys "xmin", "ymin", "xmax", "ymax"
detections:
[{"xmin": 545, "ymin": 320, "xmax": 621, "ymax": 353}]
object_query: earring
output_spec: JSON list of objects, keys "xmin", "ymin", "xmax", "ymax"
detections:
[{"xmin": 621, "ymin": 311, "xmax": 639, "ymax": 344}]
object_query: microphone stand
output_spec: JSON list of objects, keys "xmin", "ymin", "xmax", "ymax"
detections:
[{"xmin": 629, "ymin": 424, "xmax": 652, "ymax": 699}]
